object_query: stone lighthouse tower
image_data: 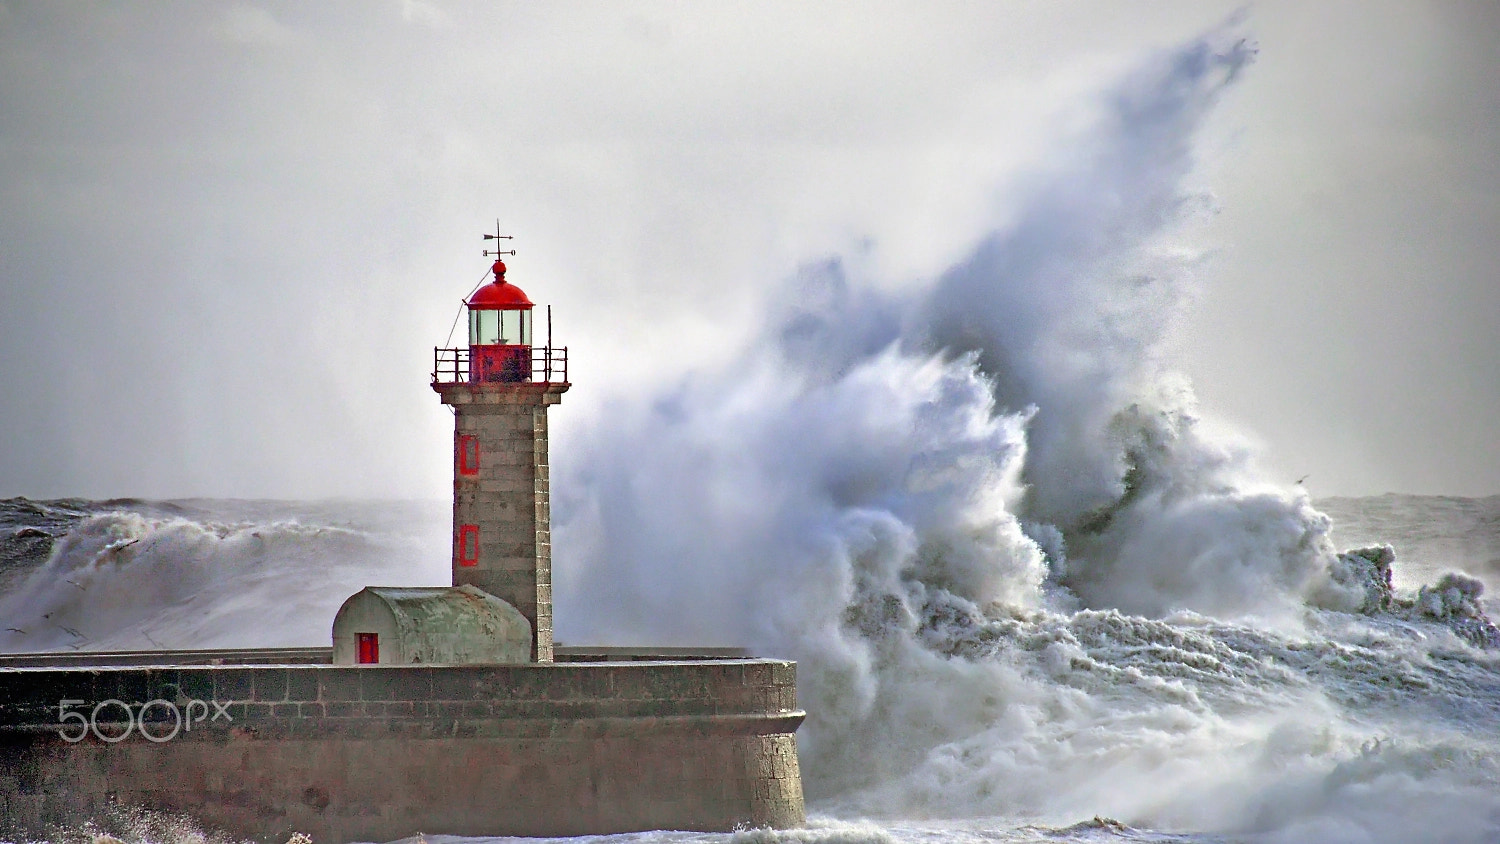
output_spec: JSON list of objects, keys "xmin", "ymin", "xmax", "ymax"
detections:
[{"xmin": 432, "ymin": 237, "xmax": 567, "ymax": 662}]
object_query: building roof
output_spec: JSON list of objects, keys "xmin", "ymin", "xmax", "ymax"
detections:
[
  {"xmin": 353, "ymin": 585, "xmax": 529, "ymax": 644},
  {"xmin": 469, "ymin": 260, "xmax": 534, "ymax": 309}
]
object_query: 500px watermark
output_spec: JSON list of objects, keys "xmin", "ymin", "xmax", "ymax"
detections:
[{"xmin": 56, "ymin": 698, "xmax": 234, "ymax": 743}]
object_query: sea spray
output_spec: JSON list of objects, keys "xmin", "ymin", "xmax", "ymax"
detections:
[{"xmin": 550, "ymin": 23, "xmax": 1500, "ymax": 842}]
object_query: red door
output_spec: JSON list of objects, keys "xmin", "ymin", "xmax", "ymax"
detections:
[{"xmin": 356, "ymin": 632, "xmax": 379, "ymax": 664}]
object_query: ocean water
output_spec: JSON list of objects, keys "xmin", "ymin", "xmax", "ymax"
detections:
[
  {"xmin": 0, "ymin": 498, "xmax": 450, "ymax": 653},
  {"xmin": 1, "ymin": 494, "xmax": 1497, "ymax": 843},
  {"xmin": 5, "ymin": 23, "xmax": 1500, "ymax": 844}
]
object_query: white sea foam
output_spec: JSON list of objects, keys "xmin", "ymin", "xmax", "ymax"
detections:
[{"xmin": 546, "ymin": 21, "xmax": 1500, "ymax": 844}]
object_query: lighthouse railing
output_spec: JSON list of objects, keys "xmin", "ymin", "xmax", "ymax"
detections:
[
  {"xmin": 534, "ymin": 345, "xmax": 568, "ymax": 383},
  {"xmin": 433, "ymin": 346, "xmax": 470, "ymax": 383},
  {"xmin": 432, "ymin": 345, "xmax": 568, "ymax": 384}
]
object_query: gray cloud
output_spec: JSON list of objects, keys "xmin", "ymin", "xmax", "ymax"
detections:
[{"xmin": 0, "ymin": 1, "xmax": 1495, "ymax": 498}]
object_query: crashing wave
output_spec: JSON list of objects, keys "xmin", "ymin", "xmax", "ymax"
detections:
[
  {"xmin": 0, "ymin": 503, "xmax": 446, "ymax": 653},
  {"xmin": 1327, "ymin": 544, "xmax": 1500, "ymax": 647},
  {"xmin": 547, "ymin": 20, "xmax": 1500, "ymax": 842}
]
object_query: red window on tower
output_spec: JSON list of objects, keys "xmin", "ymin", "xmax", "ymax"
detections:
[
  {"xmin": 457, "ymin": 435, "xmax": 480, "ymax": 476},
  {"xmin": 458, "ymin": 524, "xmax": 479, "ymax": 567},
  {"xmin": 356, "ymin": 633, "xmax": 379, "ymax": 664}
]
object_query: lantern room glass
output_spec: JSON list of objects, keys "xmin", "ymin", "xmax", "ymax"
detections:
[{"xmin": 470, "ymin": 308, "xmax": 532, "ymax": 346}]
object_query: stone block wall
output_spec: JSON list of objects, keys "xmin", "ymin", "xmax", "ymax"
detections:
[
  {"xmin": 436, "ymin": 381, "xmax": 566, "ymax": 662},
  {"xmin": 0, "ymin": 659, "xmax": 803, "ymax": 842}
]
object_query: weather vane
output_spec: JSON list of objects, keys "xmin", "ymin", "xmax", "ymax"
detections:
[{"xmin": 482, "ymin": 219, "xmax": 515, "ymax": 259}]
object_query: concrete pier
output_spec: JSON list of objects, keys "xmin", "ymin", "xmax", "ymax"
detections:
[{"xmin": 0, "ymin": 654, "xmax": 805, "ymax": 841}]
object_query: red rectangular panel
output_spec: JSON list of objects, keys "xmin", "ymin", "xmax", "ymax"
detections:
[
  {"xmin": 458, "ymin": 435, "xmax": 480, "ymax": 476},
  {"xmin": 458, "ymin": 523, "xmax": 479, "ymax": 567},
  {"xmin": 356, "ymin": 632, "xmax": 379, "ymax": 665}
]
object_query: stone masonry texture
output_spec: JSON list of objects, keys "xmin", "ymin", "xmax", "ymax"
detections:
[
  {"xmin": 0, "ymin": 659, "xmax": 805, "ymax": 842},
  {"xmin": 436, "ymin": 381, "xmax": 567, "ymax": 663}
]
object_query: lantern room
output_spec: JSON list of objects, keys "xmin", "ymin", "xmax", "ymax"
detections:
[{"xmin": 468, "ymin": 258, "xmax": 535, "ymax": 383}]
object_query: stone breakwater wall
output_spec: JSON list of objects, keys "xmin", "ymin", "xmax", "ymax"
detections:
[{"xmin": 0, "ymin": 659, "xmax": 805, "ymax": 842}]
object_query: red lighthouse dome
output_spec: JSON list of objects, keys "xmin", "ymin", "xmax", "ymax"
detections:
[{"xmin": 467, "ymin": 260, "xmax": 535, "ymax": 309}]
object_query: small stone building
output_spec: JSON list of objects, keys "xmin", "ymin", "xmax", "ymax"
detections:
[{"xmin": 332, "ymin": 585, "xmax": 532, "ymax": 665}]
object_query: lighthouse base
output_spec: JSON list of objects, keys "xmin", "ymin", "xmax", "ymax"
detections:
[{"xmin": 0, "ymin": 654, "xmax": 805, "ymax": 842}]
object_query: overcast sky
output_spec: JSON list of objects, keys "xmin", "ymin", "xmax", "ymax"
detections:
[{"xmin": 1, "ymin": 1, "xmax": 1496, "ymax": 500}]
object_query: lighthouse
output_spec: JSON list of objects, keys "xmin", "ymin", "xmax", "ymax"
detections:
[
  {"xmin": 430, "ymin": 236, "xmax": 568, "ymax": 662},
  {"xmin": 2, "ymin": 229, "xmax": 806, "ymax": 841}
]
